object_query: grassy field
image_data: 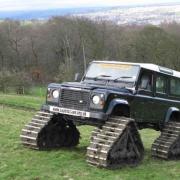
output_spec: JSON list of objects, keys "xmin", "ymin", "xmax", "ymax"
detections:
[
  {"xmin": 0, "ymin": 94, "xmax": 44, "ymax": 110},
  {"xmin": 27, "ymin": 86, "xmax": 47, "ymax": 97},
  {"xmin": 0, "ymin": 86, "xmax": 46, "ymax": 110},
  {"xmin": 0, "ymin": 86, "xmax": 47, "ymax": 97},
  {"xmin": 0, "ymin": 105, "xmax": 180, "ymax": 180}
]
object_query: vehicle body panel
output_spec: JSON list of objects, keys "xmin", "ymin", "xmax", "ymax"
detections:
[{"xmin": 43, "ymin": 61, "xmax": 180, "ymax": 130}]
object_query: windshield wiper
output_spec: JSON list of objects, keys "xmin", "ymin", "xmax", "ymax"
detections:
[
  {"xmin": 93, "ymin": 74, "xmax": 112, "ymax": 80},
  {"xmin": 114, "ymin": 76, "xmax": 133, "ymax": 82}
]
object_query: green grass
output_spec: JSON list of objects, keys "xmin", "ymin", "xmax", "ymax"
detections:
[
  {"xmin": 0, "ymin": 86, "xmax": 47, "ymax": 97},
  {"xmin": 0, "ymin": 93, "xmax": 44, "ymax": 110},
  {"xmin": 0, "ymin": 106, "xmax": 180, "ymax": 180},
  {"xmin": 28, "ymin": 86, "xmax": 47, "ymax": 97}
]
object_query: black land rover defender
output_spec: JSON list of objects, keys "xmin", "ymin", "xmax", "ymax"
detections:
[{"xmin": 21, "ymin": 61, "xmax": 180, "ymax": 168}]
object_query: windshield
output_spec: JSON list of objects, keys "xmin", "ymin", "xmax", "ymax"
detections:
[{"xmin": 85, "ymin": 62, "xmax": 140, "ymax": 82}]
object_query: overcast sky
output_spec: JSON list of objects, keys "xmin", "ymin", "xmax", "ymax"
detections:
[{"xmin": 0, "ymin": 0, "xmax": 179, "ymax": 11}]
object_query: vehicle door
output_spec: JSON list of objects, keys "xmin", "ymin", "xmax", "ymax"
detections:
[{"xmin": 131, "ymin": 69, "xmax": 155, "ymax": 122}]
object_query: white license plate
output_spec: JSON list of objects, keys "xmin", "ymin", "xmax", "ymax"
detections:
[{"xmin": 49, "ymin": 106, "xmax": 90, "ymax": 118}]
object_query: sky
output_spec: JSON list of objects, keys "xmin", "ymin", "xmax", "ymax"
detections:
[{"xmin": 0, "ymin": 0, "xmax": 179, "ymax": 11}]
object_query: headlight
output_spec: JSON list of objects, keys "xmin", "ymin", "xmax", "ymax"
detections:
[
  {"xmin": 52, "ymin": 90, "xmax": 59, "ymax": 98},
  {"xmin": 92, "ymin": 95, "xmax": 100, "ymax": 105}
]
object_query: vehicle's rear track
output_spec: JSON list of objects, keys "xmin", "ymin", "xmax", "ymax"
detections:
[
  {"xmin": 86, "ymin": 116, "xmax": 144, "ymax": 168},
  {"xmin": 152, "ymin": 121, "xmax": 180, "ymax": 160}
]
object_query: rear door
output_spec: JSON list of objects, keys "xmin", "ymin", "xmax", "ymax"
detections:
[{"xmin": 153, "ymin": 73, "xmax": 169, "ymax": 123}]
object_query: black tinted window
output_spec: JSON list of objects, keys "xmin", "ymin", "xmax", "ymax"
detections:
[
  {"xmin": 156, "ymin": 76, "xmax": 166, "ymax": 94},
  {"xmin": 170, "ymin": 78, "xmax": 180, "ymax": 96}
]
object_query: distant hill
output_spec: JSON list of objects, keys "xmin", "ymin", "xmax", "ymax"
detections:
[
  {"xmin": 75, "ymin": 3, "xmax": 180, "ymax": 25},
  {"xmin": 1, "ymin": 3, "xmax": 180, "ymax": 25},
  {"xmin": 0, "ymin": 7, "xmax": 110, "ymax": 20}
]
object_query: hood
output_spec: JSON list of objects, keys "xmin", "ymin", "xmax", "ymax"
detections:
[{"xmin": 59, "ymin": 81, "xmax": 134, "ymax": 94}]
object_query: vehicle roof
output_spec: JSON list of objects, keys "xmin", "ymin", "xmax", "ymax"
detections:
[{"xmin": 93, "ymin": 60, "xmax": 180, "ymax": 78}]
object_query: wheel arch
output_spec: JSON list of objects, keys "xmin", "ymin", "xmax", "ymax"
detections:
[
  {"xmin": 106, "ymin": 98, "xmax": 130, "ymax": 117},
  {"xmin": 165, "ymin": 107, "xmax": 180, "ymax": 123}
]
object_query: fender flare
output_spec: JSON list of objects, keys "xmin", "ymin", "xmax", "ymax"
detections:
[
  {"xmin": 165, "ymin": 107, "xmax": 180, "ymax": 123},
  {"xmin": 106, "ymin": 98, "xmax": 129, "ymax": 115}
]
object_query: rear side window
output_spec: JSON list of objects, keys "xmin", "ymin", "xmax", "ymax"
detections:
[
  {"xmin": 170, "ymin": 78, "xmax": 180, "ymax": 96},
  {"xmin": 156, "ymin": 75, "xmax": 166, "ymax": 94}
]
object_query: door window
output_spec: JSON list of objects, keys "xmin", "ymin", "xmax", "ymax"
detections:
[
  {"xmin": 156, "ymin": 75, "xmax": 167, "ymax": 94},
  {"xmin": 139, "ymin": 73, "xmax": 152, "ymax": 91}
]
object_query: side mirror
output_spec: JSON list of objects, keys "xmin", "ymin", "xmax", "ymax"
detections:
[{"xmin": 74, "ymin": 73, "xmax": 81, "ymax": 82}]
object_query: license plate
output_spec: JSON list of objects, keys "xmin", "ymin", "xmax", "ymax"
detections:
[{"xmin": 49, "ymin": 106, "xmax": 90, "ymax": 118}]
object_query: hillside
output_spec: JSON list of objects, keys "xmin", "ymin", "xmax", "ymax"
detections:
[
  {"xmin": 75, "ymin": 3, "xmax": 180, "ymax": 25},
  {"xmin": 0, "ymin": 7, "xmax": 109, "ymax": 20},
  {"xmin": 0, "ymin": 98, "xmax": 180, "ymax": 179},
  {"xmin": 1, "ymin": 3, "xmax": 180, "ymax": 25}
]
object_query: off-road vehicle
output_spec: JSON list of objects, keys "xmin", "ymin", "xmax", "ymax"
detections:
[{"xmin": 21, "ymin": 61, "xmax": 180, "ymax": 168}]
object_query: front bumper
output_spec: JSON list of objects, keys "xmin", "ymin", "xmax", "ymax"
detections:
[{"xmin": 41, "ymin": 104, "xmax": 108, "ymax": 121}]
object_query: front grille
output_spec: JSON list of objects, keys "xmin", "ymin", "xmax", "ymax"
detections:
[{"xmin": 60, "ymin": 88, "xmax": 90, "ymax": 111}]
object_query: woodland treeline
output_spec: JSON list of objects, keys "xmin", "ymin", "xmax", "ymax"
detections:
[{"xmin": 1, "ymin": 16, "xmax": 180, "ymax": 92}]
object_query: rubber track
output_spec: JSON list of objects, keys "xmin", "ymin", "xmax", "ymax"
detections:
[
  {"xmin": 20, "ymin": 111, "xmax": 53, "ymax": 150},
  {"xmin": 152, "ymin": 121, "xmax": 180, "ymax": 159},
  {"xmin": 86, "ymin": 116, "xmax": 143, "ymax": 168}
]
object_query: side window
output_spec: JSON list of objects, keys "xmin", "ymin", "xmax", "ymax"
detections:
[
  {"xmin": 170, "ymin": 78, "xmax": 180, "ymax": 96},
  {"xmin": 156, "ymin": 75, "xmax": 166, "ymax": 94},
  {"xmin": 139, "ymin": 72, "xmax": 152, "ymax": 91}
]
